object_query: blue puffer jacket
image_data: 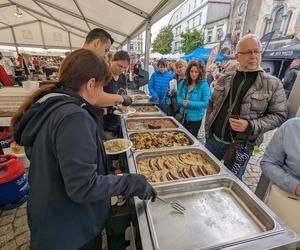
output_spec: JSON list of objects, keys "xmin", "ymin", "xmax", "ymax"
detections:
[
  {"xmin": 148, "ymin": 70, "xmax": 173, "ymax": 105},
  {"xmin": 177, "ymin": 79, "xmax": 211, "ymax": 121}
]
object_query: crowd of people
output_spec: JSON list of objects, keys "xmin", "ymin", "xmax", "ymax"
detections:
[
  {"xmin": 0, "ymin": 51, "xmax": 63, "ymax": 87},
  {"xmin": 5, "ymin": 28, "xmax": 299, "ymax": 249}
]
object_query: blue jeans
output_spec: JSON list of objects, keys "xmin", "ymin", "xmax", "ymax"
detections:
[{"xmin": 205, "ymin": 136, "xmax": 252, "ymax": 180}]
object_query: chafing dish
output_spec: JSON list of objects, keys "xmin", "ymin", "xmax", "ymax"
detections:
[
  {"xmin": 147, "ymin": 177, "xmax": 283, "ymax": 250},
  {"xmin": 127, "ymin": 129, "xmax": 199, "ymax": 152},
  {"xmin": 125, "ymin": 116, "xmax": 179, "ymax": 132},
  {"xmin": 133, "ymin": 147, "xmax": 225, "ymax": 184},
  {"xmin": 129, "ymin": 104, "xmax": 162, "ymax": 117}
]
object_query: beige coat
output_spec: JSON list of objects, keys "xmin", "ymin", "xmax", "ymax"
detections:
[{"xmin": 205, "ymin": 71, "xmax": 288, "ymax": 146}]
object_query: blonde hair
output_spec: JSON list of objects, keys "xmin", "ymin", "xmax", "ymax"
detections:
[
  {"xmin": 236, "ymin": 34, "xmax": 261, "ymax": 53},
  {"xmin": 175, "ymin": 59, "xmax": 187, "ymax": 68}
]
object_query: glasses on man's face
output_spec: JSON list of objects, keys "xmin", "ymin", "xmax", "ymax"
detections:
[
  {"xmin": 238, "ymin": 50, "xmax": 261, "ymax": 56},
  {"xmin": 105, "ymin": 48, "xmax": 110, "ymax": 53}
]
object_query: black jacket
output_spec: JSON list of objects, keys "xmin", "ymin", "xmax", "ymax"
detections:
[
  {"xmin": 283, "ymin": 65, "xmax": 300, "ymax": 98},
  {"xmin": 14, "ymin": 89, "xmax": 150, "ymax": 250}
]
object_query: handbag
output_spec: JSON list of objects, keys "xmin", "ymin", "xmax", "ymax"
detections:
[
  {"xmin": 222, "ymin": 80, "xmax": 252, "ymax": 174},
  {"xmin": 174, "ymin": 83, "xmax": 194, "ymax": 124},
  {"xmin": 160, "ymin": 93, "xmax": 172, "ymax": 116},
  {"xmin": 175, "ymin": 112, "xmax": 185, "ymax": 124}
]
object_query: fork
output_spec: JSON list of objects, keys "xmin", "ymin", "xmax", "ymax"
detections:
[{"xmin": 156, "ymin": 196, "xmax": 186, "ymax": 215}]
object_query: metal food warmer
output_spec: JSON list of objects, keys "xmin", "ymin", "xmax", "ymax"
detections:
[
  {"xmin": 129, "ymin": 104, "xmax": 164, "ymax": 117},
  {"xmin": 120, "ymin": 114, "xmax": 300, "ymax": 249}
]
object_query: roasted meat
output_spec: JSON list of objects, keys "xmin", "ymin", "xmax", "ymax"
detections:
[
  {"xmin": 130, "ymin": 131, "xmax": 191, "ymax": 149},
  {"xmin": 137, "ymin": 151, "xmax": 219, "ymax": 183}
]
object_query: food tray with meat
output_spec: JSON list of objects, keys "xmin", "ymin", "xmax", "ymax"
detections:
[
  {"xmin": 128, "ymin": 129, "xmax": 197, "ymax": 151},
  {"xmin": 130, "ymin": 94, "xmax": 150, "ymax": 100},
  {"xmin": 126, "ymin": 117, "xmax": 179, "ymax": 131},
  {"xmin": 131, "ymin": 105, "xmax": 159, "ymax": 113},
  {"xmin": 146, "ymin": 177, "xmax": 282, "ymax": 250},
  {"xmin": 134, "ymin": 147, "xmax": 222, "ymax": 183},
  {"xmin": 128, "ymin": 104, "xmax": 162, "ymax": 116}
]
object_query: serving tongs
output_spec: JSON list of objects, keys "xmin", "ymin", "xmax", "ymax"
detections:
[{"xmin": 156, "ymin": 196, "xmax": 186, "ymax": 215}]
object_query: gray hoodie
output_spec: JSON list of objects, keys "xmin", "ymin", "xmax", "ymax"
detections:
[{"xmin": 261, "ymin": 117, "xmax": 300, "ymax": 195}]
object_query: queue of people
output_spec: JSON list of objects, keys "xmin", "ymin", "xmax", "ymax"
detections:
[{"xmin": 8, "ymin": 27, "xmax": 300, "ymax": 249}]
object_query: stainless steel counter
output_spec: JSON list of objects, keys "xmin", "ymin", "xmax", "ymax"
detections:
[{"xmin": 121, "ymin": 115, "xmax": 300, "ymax": 250}]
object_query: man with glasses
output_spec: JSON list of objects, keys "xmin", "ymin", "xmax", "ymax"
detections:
[{"xmin": 205, "ymin": 34, "xmax": 287, "ymax": 179}]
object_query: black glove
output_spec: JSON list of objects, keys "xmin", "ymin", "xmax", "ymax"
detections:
[
  {"xmin": 138, "ymin": 182, "xmax": 157, "ymax": 202},
  {"xmin": 122, "ymin": 95, "xmax": 132, "ymax": 106},
  {"xmin": 124, "ymin": 174, "xmax": 157, "ymax": 202}
]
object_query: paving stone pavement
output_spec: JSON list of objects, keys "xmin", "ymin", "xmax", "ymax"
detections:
[
  {"xmin": 0, "ymin": 129, "xmax": 276, "ymax": 249},
  {"xmin": 197, "ymin": 125, "xmax": 276, "ymax": 192}
]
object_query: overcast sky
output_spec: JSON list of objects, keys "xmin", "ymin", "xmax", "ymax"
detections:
[
  {"xmin": 151, "ymin": 11, "xmax": 174, "ymax": 42},
  {"xmin": 150, "ymin": 2, "xmax": 184, "ymax": 42}
]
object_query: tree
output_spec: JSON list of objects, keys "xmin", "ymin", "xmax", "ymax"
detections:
[
  {"xmin": 180, "ymin": 29, "xmax": 205, "ymax": 54},
  {"xmin": 152, "ymin": 25, "xmax": 173, "ymax": 54}
]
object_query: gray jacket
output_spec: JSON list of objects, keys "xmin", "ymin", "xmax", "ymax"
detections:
[
  {"xmin": 261, "ymin": 117, "xmax": 300, "ymax": 194},
  {"xmin": 205, "ymin": 71, "xmax": 288, "ymax": 145}
]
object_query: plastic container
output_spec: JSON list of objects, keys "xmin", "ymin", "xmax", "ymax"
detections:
[
  {"xmin": 22, "ymin": 81, "xmax": 40, "ymax": 92},
  {"xmin": 0, "ymin": 154, "xmax": 29, "ymax": 210}
]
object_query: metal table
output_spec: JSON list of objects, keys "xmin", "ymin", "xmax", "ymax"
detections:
[{"xmin": 120, "ymin": 107, "xmax": 300, "ymax": 250}]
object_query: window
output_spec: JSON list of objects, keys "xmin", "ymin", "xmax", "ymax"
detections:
[
  {"xmin": 235, "ymin": 20, "xmax": 241, "ymax": 31},
  {"xmin": 130, "ymin": 43, "xmax": 134, "ymax": 51},
  {"xmin": 176, "ymin": 26, "xmax": 181, "ymax": 36},
  {"xmin": 175, "ymin": 41, "xmax": 180, "ymax": 51},
  {"xmin": 176, "ymin": 15, "xmax": 178, "ymax": 21},
  {"xmin": 238, "ymin": 2, "xmax": 246, "ymax": 16},
  {"xmin": 194, "ymin": 0, "xmax": 197, "ymax": 8},
  {"xmin": 193, "ymin": 17, "xmax": 196, "ymax": 27},
  {"xmin": 187, "ymin": 20, "xmax": 191, "ymax": 30},
  {"xmin": 262, "ymin": 18, "xmax": 269, "ymax": 36},
  {"xmin": 284, "ymin": 11, "xmax": 292, "ymax": 36},
  {"xmin": 216, "ymin": 27, "xmax": 224, "ymax": 41},
  {"xmin": 272, "ymin": 7, "xmax": 284, "ymax": 38},
  {"xmin": 207, "ymin": 30, "xmax": 213, "ymax": 43},
  {"xmin": 189, "ymin": 4, "xmax": 191, "ymax": 12},
  {"xmin": 180, "ymin": 12, "xmax": 182, "ymax": 19},
  {"xmin": 198, "ymin": 13, "xmax": 202, "ymax": 26}
]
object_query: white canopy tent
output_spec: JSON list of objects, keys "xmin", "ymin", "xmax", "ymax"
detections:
[{"xmin": 0, "ymin": 0, "xmax": 183, "ymax": 69}]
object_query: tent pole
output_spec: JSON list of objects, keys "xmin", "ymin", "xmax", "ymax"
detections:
[
  {"xmin": 144, "ymin": 21, "xmax": 151, "ymax": 72},
  {"xmin": 126, "ymin": 39, "xmax": 131, "ymax": 52},
  {"xmin": 39, "ymin": 20, "xmax": 46, "ymax": 49},
  {"xmin": 10, "ymin": 26, "xmax": 19, "ymax": 54},
  {"xmin": 68, "ymin": 32, "xmax": 72, "ymax": 52},
  {"xmin": 278, "ymin": 60, "xmax": 284, "ymax": 79},
  {"xmin": 143, "ymin": 20, "xmax": 151, "ymax": 92}
]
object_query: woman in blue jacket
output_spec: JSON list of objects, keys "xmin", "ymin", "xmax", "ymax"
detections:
[
  {"xmin": 177, "ymin": 60, "xmax": 211, "ymax": 137},
  {"xmin": 148, "ymin": 59, "xmax": 173, "ymax": 110}
]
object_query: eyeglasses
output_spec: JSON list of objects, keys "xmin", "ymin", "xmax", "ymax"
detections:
[
  {"xmin": 237, "ymin": 50, "xmax": 261, "ymax": 56},
  {"xmin": 105, "ymin": 48, "xmax": 110, "ymax": 53}
]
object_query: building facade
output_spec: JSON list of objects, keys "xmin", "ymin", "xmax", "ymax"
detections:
[
  {"xmin": 254, "ymin": 0, "xmax": 300, "ymax": 49},
  {"xmin": 128, "ymin": 34, "xmax": 143, "ymax": 57},
  {"xmin": 228, "ymin": 0, "xmax": 300, "ymax": 50},
  {"xmin": 168, "ymin": 0, "xmax": 231, "ymax": 52}
]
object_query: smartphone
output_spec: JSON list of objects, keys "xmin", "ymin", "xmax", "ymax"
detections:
[{"xmin": 230, "ymin": 115, "xmax": 239, "ymax": 119}]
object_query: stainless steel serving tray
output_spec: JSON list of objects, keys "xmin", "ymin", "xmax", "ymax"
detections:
[
  {"xmin": 127, "ymin": 128, "xmax": 199, "ymax": 152},
  {"xmin": 129, "ymin": 103, "xmax": 163, "ymax": 117},
  {"xmin": 125, "ymin": 116, "xmax": 179, "ymax": 132},
  {"xmin": 133, "ymin": 147, "xmax": 227, "ymax": 184},
  {"xmin": 146, "ymin": 177, "xmax": 283, "ymax": 250}
]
